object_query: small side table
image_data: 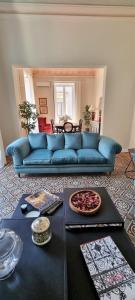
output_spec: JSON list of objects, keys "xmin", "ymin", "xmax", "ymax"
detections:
[{"xmin": 125, "ymin": 148, "xmax": 135, "ymax": 179}]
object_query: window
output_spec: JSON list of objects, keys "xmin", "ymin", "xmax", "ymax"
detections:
[{"xmin": 54, "ymin": 82, "xmax": 75, "ymax": 122}]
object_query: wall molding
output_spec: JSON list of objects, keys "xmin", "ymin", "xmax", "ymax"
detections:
[{"xmin": 0, "ymin": 3, "xmax": 135, "ymax": 17}]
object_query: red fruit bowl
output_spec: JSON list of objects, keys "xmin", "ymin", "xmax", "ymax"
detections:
[{"xmin": 69, "ymin": 190, "xmax": 101, "ymax": 215}]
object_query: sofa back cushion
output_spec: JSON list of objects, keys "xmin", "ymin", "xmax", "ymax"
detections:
[
  {"xmin": 47, "ymin": 134, "xmax": 64, "ymax": 150},
  {"xmin": 28, "ymin": 133, "xmax": 47, "ymax": 149},
  {"xmin": 82, "ymin": 132, "xmax": 99, "ymax": 149},
  {"xmin": 65, "ymin": 133, "xmax": 82, "ymax": 150}
]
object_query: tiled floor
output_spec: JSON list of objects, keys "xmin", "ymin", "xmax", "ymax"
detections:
[{"xmin": 0, "ymin": 152, "xmax": 135, "ymax": 244}]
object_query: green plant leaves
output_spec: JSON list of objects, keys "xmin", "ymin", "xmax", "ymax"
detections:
[{"xmin": 19, "ymin": 101, "xmax": 39, "ymax": 134}]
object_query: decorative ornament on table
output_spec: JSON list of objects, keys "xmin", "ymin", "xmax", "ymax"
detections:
[
  {"xmin": 82, "ymin": 105, "xmax": 93, "ymax": 132},
  {"xmin": 31, "ymin": 217, "xmax": 52, "ymax": 246},
  {"xmin": 0, "ymin": 217, "xmax": 23, "ymax": 280},
  {"xmin": 59, "ymin": 114, "xmax": 72, "ymax": 124},
  {"xmin": 69, "ymin": 190, "xmax": 101, "ymax": 215}
]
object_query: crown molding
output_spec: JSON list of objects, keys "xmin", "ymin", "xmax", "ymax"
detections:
[
  {"xmin": 32, "ymin": 67, "xmax": 97, "ymax": 77},
  {"xmin": 0, "ymin": 3, "xmax": 135, "ymax": 17}
]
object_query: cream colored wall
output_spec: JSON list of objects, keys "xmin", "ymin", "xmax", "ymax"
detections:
[
  {"xmin": 33, "ymin": 74, "xmax": 97, "ymax": 123},
  {"xmin": 81, "ymin": 77, "xmax": 97, "ymax": 111},
  {"xmin": 33, "ymin": 76, "xmax": 54, "ymax": 122},
  {"xmin": 0, "ymin": 13, "xmax": 134, "ymax": 149},
  {"xmin": 129, "ymin": 103, "xmax": 135, "ymax": 148}
]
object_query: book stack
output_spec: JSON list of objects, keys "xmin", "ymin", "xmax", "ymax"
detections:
[{"xmin": 25, "ymin": 190, "xmax": 63, "ymax": 215}]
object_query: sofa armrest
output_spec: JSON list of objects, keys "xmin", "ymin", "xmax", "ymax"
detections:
[
  {"xmin": 98, "ymin": 136, "xmax": 122, "ymax": 162},
  {"xmin": 6, "ymin": 137, "xmax": 31, "ymax": 166}
]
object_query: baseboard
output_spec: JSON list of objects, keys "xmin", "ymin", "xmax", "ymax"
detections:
[{"xmin": 6, "ymin": 155, "xmax": 12, "ymax": 164}]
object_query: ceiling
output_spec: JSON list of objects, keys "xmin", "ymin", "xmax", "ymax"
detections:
[{"xmin": 0, "ymin": 0, "xmax": 135, "ymax": 6}]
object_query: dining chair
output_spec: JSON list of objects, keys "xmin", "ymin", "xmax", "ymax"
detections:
[
  {"xmin": 38, "ymin": 117, "xmax": 52, "ymax": 133},
  {"xmin": 74, "ymin": 119, "xmax": 83, "ymax": 132},
  {"xmin": 51, "ymin": 119, "xmax": 58, "ymax": 133},
  {"xmin": 63, "ymin": 122, "xmax": 73, "ymax": 133}
]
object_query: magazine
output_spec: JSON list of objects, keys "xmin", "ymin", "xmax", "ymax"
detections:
[
  {"xmin": 80, "ymin": 236, "xmax": 135, "ymax": 300},
  {"xmin": 25, "ymin": 190, "xmax": 63, "ymax": 214}
]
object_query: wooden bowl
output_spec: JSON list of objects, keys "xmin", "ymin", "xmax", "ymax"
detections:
[{"xmin": 69, "ymin": 190, "xmax": 101, "ymax": 215}]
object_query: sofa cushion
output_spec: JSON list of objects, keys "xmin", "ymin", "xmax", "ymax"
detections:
[
  {"xmin": 23, "ymin": 149, "xmax": 52, "ymax": 165},
  {"xmin": 82, "ymin": 132, "xmax": 99, "ymax": 149},
  {"xmin": 77, "ymin": 149, "xmax": 107, "ymax": 164},
  {"xmin": 28, "ymin": 133, "xmax": 47, "ymax": 149},
  {"xmin": 64, "ymin": 133, "xmax": 82, "ymax": 150},
  {"xmin": 52, "ymin": 149, "xmax": 78, "ymax": 164},
  {"xmin": 47, "ymin": 134, "xmax": 64, "ymax": 151}
]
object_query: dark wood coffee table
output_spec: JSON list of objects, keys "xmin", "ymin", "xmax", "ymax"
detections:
[
  {"xmin": 63, "ymin": 187, "xmax": 124, "ymax": 228},
  {"xmin": 7, "ymin": 188, "xmax": 135, "ymax": 300},
  {"xmin": 12, "ymin": 188, "xmax": 123, "ymax": 228},
  {"xmin": 0, "ymin": 217, "xmax": 65, "ymax": 300},
  {"xmin": 12, "ymin": 192, "xmax": 64, "ymax": 219},
  {"xmin": 65, "ymin": 227, "xmax": 135, "ymax": 300}
]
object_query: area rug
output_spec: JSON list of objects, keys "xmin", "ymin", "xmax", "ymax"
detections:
[{"xmin": 0, "ymin": 153, "xmax": 135, "ymax": 244}]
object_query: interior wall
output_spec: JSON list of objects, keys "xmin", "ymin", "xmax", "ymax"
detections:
[
  {"xmin": 81, "ymin": 77, "xmax": 97, "ymax": 111},
  {"xmin": 129, "ymin": 102, "xmax": 135, "ymax": 148},
  {"xmin": 0, "ymin": 13, "xmax": 134, "ymax": 149},
  {"xmin": 33, "ymin": 74, "xmax": 97, "ymax": 123},
  {"xmin": 33, "ymin": 76, "xmax": 54, "ymax": 122},
  {"xmin": 0, "ymin": 0, "xmax": 134, "ymax": 5}
]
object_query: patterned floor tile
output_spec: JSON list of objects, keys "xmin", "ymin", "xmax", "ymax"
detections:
[{"xmin": 0, "ymin": 153, "xmax": 135, "ymax": 245}]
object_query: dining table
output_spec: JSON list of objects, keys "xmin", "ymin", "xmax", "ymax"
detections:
[{"xmin": 54, "ymin": 123, "xmax": 80, "ymax": 133}]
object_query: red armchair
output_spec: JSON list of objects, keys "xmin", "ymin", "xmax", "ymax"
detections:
[{"xmin": 38, "ymin": 117, "xmax": 52, "ymax": 134}]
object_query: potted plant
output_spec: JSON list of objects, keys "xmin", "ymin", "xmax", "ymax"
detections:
[
  {"xmin": 19, "ymin": 101, "xmax": 39, "ymax": 135},
  {"xmin": 83, "ymin": 105, "xmax": 92, "ymax": 131}
]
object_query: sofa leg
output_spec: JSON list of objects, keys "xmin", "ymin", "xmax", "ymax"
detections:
[{"xmin": 106, "ymin": 172, "xmax": 112, "ymax": 176}]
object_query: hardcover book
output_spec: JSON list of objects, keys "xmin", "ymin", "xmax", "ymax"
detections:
[
  {"xmin": 64, "ymin": 188, "xmax": 124, "ymax": 229},
  {"xmin": 25, "ymin": 190, "xmax": 63, "ymax": 214},
  {"xmin": 80, "ymin": 236, "xmax": 135, "ymax": 300}
]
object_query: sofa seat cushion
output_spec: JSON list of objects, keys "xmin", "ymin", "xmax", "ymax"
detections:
[
  {"xmin": 52, "ymin": 149, "xmax": 78, "ymax": 164},
  {"xmin": 77, "ymin": 149, "xmax": 107, "ymax": 164},
  {"xmin": 23, "ymin": 149, "xmax": 52, "ymax": 165}
]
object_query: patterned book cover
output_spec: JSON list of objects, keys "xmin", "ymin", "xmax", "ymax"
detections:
[
  {"xmin": 25, "ymin": 190, "xmax": 63, "ymax": 214},
  {"xmin": 80, "ymin": 236, "xmax": 135, "ymax": 299}
]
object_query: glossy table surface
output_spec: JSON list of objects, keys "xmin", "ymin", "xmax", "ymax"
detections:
[
  {"xmin": 4, "ymin": 190, "xmax": 135, "ymax": 300},
  {"xmin": 0, "ymin": 217, "xmax": 65, "ymax": 300}
]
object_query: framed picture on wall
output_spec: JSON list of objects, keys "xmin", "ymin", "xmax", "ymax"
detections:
[
  {"xmin": 39, "ymin": 98, "xmax": 47, "ymax": 106},
  {"xmin": 40, "ymin": 106, "xmax": 48, "ymax": 114}
]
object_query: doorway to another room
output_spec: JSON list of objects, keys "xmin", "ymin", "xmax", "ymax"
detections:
[{"xmin": 13, "ymin": 67, "xmax": 107, "ymax": 136}]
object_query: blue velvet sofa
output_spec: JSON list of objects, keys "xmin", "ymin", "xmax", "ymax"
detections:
[{"xmin": 6, "ymin": 132, "xmax": 122, "ymax": 177}]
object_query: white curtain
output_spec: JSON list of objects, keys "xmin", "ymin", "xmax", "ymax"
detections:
[
  {"xmin": 0, "ymin": 129, "xmax": 6, "ymax": 168},
  {"xmin": 73, "ymin": 81, "xmax": 82, "ymax": 123}
]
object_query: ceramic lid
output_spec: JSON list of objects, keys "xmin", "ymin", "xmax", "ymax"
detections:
[{"xmin": 31, "ymin": 217, "xmax": 50, "ymax": 233}]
